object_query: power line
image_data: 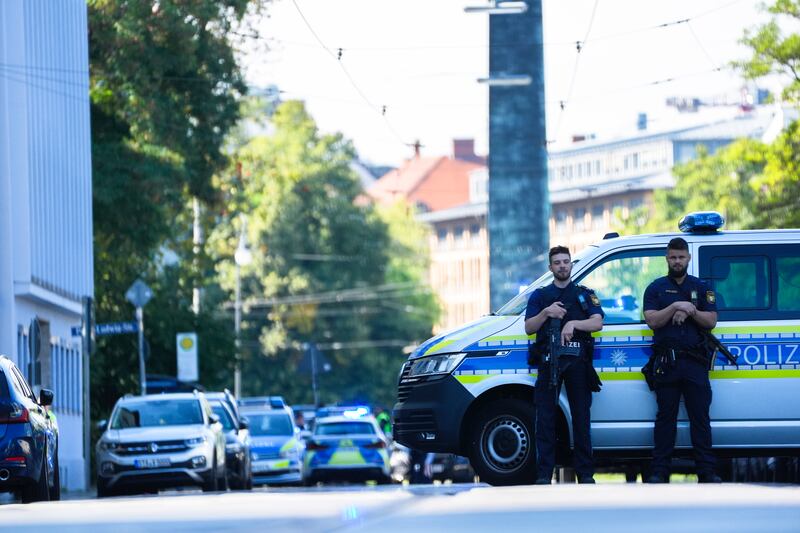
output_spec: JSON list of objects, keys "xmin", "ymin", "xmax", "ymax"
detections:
[
  {"xmin": 553, "ymin": 0, "xmax": 601, "ymax": 142},
  {"xmin": 289, "ymin": 0, "xmax": 408, "ymax": 148}
]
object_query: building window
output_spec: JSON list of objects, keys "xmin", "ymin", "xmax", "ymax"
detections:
[
  {"xmin": 555, "ymin": 210, "xmax": 568, "ymax": 232},
  {"xmin": 592, "ymin": 204, "xmax": 605, "ymax": 229},
  {"xmin": 574, "ymin": 207, "xmax": 586, "ymax": 231},
  {"xmin": 437, "ymin": 228, "xmax": 448, "ymax": 248},
  {"xmin": 470, "ymin": 224, "xmax": 481, "ymax": 245}
]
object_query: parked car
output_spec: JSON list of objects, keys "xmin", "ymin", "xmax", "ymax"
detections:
[
  {"xmin": 207, "ymin": 395, "xmax": 252, "ymax": 490},
  {"xmin": 95, "ymin": 392, "xmax": 226, "ymax": 497},
  {"xmin": 0, "ymin": 355, "xmax": 59, "ymax": 503},
  {"xmin": 303, "ymin": 414, "xmax": 392, "ymax": 485},
  {"xmin": 239, "ymin": 399, "xmax": 304, "ymax": 485},
  {"xmin": 144, "ymin": 374, "xmax": 204, "ymax": 394}
]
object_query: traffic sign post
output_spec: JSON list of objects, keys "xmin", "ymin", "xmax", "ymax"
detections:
[{"xmin": 126, "ymin": 279, "xmax": 153, "ymax": 395}]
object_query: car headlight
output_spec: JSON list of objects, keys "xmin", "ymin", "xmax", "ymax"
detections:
[
  {"xmin": 408, "ymin": 353, "xmax": 466, "ymax": 377},
  {"xmin": 99, "ymin": 440, "xmax": 120, "ymax": 452},
  {"xmin": 280, "ymin": 447, "xmax": 299, "ymax": 458},
  {"xmin": 185, "ymin": 436, "xmax": 207, "ymax": 447}
]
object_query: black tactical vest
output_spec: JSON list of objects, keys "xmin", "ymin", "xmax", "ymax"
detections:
[{"xmin": 531, "ymin": 282, "xmax": 592, "ymax": 362}]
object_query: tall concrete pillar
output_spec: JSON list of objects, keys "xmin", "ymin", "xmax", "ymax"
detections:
[{"xmin": 488, "ymin": 0, "xmax": 549, "ymax": 310}]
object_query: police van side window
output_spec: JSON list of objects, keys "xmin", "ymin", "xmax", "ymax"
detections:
[
  {"xmin": 710, "ymin": 256, "xmax": 770, "ymax": 310},
  {"xmin": 776, "ymin": 253, "xmax": 800, "ymax": 312},
  {"xmin": 700, "ymin": 244, "xmax": 800, "ymax": 320},
  {"xmin": 575, "ymin": 248, "xmax": 665, "ymax": 324}
]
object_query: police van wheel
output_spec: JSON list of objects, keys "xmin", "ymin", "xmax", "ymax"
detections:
[{"xmin": 469, "ymin": 399, "xmax": 537, "ymax": 486}]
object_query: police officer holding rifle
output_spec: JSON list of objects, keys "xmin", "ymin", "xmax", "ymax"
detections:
[
  {"xmin": 643, "ymin": 237, "xmax": 722, "ymax": 483},
  {"xmin": 525, "ymin": 246, "xmax": 604, "ymax": 484}
]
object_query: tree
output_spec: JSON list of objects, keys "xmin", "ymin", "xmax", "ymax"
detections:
[
  {"xmin": 88, "ymin": 0, "xmax": 265, "ymax": 418},
  {"xmin": 210, "ymin": 101, "xmax": 439, "ymax": 407}
]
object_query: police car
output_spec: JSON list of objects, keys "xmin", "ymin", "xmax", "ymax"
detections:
[
  {"xmin": 303, "ymin": 412, "xmax": 392, "ymax": 485},
  {"xmin": 393, "ymin": 212, "xmax": 800, "ymax": 485},
  {"xmin": 238, "ymin": 397, "xmax": 304, "ymax": 485}
]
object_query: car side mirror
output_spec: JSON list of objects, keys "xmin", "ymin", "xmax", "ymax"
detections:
[
  {"xmin": 39, "ymin": 388, "xmax": 54, "ymax": 407},
  {"xmin": 239, "ymin": 417, "xmax": 249, "ymax": 430},
  {"xmin": 96, "ymin": 419, "xmax": 108, "ymax": 431},
  {"xmin": 209, "ymin": 413, "xmax": 220, "ymax": 425}
]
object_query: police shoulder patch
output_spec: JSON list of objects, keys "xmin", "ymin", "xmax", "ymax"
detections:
[
  {"xmin": 706, "ymin": 290, "xmax": 716, "ymax": 304},
  {"xmin": 590, "ymin": 293, "xmax": 600, "ymax": 306}
]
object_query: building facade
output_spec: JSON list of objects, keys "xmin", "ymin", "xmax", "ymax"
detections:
[{"xmin": 0, "ymin": 0, "xmax": 94, "ymax": 491}]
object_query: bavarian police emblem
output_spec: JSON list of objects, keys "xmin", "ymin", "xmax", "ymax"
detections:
[
  {"xmin": 706, "ymin": 290, "xmax": 715, "ymax": 304},
  {"xmin": 590, "ymin": 293, "xmax": 600, "ymax": 306}
]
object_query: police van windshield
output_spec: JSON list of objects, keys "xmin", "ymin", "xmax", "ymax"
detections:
[{"xmin": 494, "ymin": 247, "xmax": 595, "ymax": 316}]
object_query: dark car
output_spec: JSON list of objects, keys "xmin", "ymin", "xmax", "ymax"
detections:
[
  {"xmin": 208, "ymin": 397, "xmax": 252, "ymax": 490},
  {"xmin": 0, "ymin": 355, "xmax": 59, "ymax": 503},
  {"xmin": 145, "ymin": 374, "xmax": 205, "ymax": 394}
]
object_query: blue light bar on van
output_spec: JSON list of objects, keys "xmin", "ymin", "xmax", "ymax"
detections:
[{"xmin": 678, "ymin": 211, "xmax": 725, "ymax": 233}]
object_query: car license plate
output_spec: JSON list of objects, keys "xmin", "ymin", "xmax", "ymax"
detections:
[
  {"xmin": 431, "ymin": 464, "xmax": 445, "ymax": 473},
  {"xmin": 253, "ymin": 461, "xmax": 272, "ymax": 473},
  {"xmin": 134, "ymin": 458, "xmax": 170, "ymax": 469}
]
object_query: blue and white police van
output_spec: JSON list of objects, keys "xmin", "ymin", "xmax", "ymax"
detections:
[{"xmin": 393, "ymin": 212, "xmax": 800, "ymax": 485}]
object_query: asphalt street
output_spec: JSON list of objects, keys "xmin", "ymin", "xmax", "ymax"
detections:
[{"xmin": 1, "ymin": 483, "xmax": 799, "ymax": 532}]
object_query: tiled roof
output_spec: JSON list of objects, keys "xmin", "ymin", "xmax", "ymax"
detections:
[{"xmin": 368, "ymin": 156, "xmax": 484, "ymax": 212}]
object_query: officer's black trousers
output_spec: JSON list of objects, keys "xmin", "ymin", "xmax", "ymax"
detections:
[
  {"xmin": 534, "ymin": 359, "xmax": 594, "ymax": 479},
  {"xmin": 652, "ymin": 357, "xmax": 715, "ymax": 477}
]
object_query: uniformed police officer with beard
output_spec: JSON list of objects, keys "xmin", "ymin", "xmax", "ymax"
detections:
[
  {"xmin": 525, "ymin": 246, "xmax": 604, "ymax": 484},
  {"xmin": 643, "ymin": 237, "xmax": 721, "ymax": 483}
]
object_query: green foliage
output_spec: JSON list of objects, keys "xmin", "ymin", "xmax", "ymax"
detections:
[
  {"xmin": 737, "ymin": 0, "xmax": 800, "ymax": 103},
  {"xmin": 210, "ymin": 101, "xmax": 438, "ymax": 407},
  {"xmin": 89, "ymin": 0, "xmax": 263, "ymax": 419}
]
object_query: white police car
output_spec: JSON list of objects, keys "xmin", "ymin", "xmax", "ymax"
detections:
[
  {"xmin": 394, "ymin": 212, "xmax": 800, "ymax": 485},
  {"xmin": 239, "ymin": 397, "xmax": 304, "ymax": 485}
]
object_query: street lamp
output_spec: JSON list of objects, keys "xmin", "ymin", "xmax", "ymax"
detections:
[{"xmin": 234, "ymin": 216, "xmax": 252, "ymax": 398}]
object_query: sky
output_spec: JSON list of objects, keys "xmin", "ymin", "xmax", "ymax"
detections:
[{"xmin": 242, "ymin": 0, "xmax": 778, "ymax": 168}]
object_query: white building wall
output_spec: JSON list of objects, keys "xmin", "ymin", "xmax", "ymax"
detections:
[{"xmin": 0, "ymin": 0, "xmax": 93, "ymax": 491}]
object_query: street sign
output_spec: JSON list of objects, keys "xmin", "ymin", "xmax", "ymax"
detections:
[
  {"xmin": 95, "ymin": 321, "xmax": 139, "ymax": 336},
  {"xmin": 125, "ymin": 279, "xmax": 153, "ymax": 309},
  {"xmin": 176, "ymin": 332, "xmax": 198, "ymax": 382}
]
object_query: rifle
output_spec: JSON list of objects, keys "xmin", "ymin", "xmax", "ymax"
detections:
[
  {"xmin": 546, "ymin": 318, "xmax": 581, "ymax": 387},
  {"xmin": 701, "ymin": 330, "xmax": 738, "ymax": 367}
]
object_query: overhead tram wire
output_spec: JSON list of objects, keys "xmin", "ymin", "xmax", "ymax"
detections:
[
  {"xmin": 552, "ymin": 0, "xmax": 600, "ymax": 144},
  {"xmin": 289, "ymin": 0, "xmax": 408, "ymax": 148}
]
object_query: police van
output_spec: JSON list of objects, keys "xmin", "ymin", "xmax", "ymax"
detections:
[{"xmin": 393, "ymin": 212, "xmax": 800, "ymax": 485}]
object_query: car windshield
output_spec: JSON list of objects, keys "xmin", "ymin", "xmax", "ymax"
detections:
[
  {"xmin": 315, "ymin": 421, "xmax": 376, "ymax": 436},
  {"xmin": 246, "ymin": 412, "xmax": 294, "ymax": 436},
  {"xmin": 110, "ymin": 399, "xmax": 203, "ymax": 429},
  {"xmin": 211, "ymin": 402, "xmax": 236, "ymax": 431},
  {"xmin": 494, "ymin": 247, "xmax": 596, "ymax": 316}
]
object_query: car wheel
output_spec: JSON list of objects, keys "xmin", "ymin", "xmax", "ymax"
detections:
[
  {"xmin": 202, "ymin": 459, "xmax": 219, "ymax": 492},
  {"xmin": 468, "ymin": 398, "xmax": 537, "ymax": 486},
  {"xmin": 49, "ymin": 452, "xmax": 61, "ymax": 501},
  {"xmin": 21, "ymin": 449, "xmax": 51, "ymax": 503},
  {"xmin": 218, "ymin": 461, "xmax": 228, "ymax": 492},
  {"xmin": 96, "ymin": 478, "xmax": 114, "ymax": 499}
]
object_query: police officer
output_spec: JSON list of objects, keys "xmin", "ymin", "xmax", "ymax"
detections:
[
  {"xmin": 525, "ymin": 246, "xmax": 604, "ymax": 484},
  {"xmin": 643, "ymin": 237, "xmax": 721, "ymax": 483}
]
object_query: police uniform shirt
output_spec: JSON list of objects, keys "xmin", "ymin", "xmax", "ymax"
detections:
[
  {"xmin": 525, "ymin": 282, "xmax": 604, "ymax": 322},
  {"xmin": 643, "ymin": 275, "xmax": 717, "ymax": 349}
]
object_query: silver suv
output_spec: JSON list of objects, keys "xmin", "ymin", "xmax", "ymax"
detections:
[{"xmin": 96, "ymin": 392, "xmax": 226, "ymax": 497}]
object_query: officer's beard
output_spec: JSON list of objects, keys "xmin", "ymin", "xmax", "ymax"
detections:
[
  {"xmin": 553, "ymin": 269, "xmax": 571, "ymax": 282},
  {"xmin": 667, "ymin": 264, "xmax": 687, "ymax": 279}
]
